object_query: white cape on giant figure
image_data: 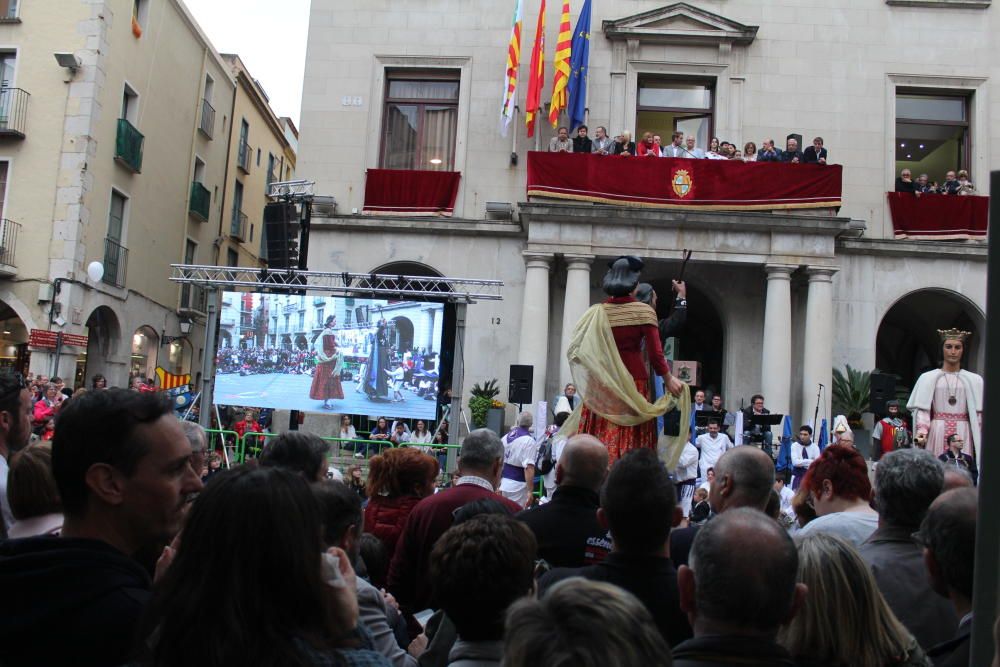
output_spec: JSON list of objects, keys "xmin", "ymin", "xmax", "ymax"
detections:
[{"xmin": 906, "ymin": 368, "xmax": 983, "ymax": 454}]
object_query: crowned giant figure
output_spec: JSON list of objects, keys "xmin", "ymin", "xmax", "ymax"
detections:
[{"xmin": 907, "ymin": 329, "xmax": 983, "ymax": 465}]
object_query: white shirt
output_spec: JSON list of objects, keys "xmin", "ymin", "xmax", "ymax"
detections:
[
  {"xmin": 499, "ymin": 432, "xmax": 538, "ymax": 506},
  {"xmin": 778, "ymin": 485, "xmax": 795, "ymax": 523},
  {"xmin": 791, "ymin": 441, "xmax": 821, "ymax": 468},
  {"xmin": 542, "ymin": 435, "xmax": 568, "ymax": 493},
  {"xmin": 0, "ymin": 454, "xmax": 12, "ymax": 531},
  {"xmin": 696, "ymin": 432, "xmax": 733, "ymax": 478},
  {"xmin": 456, "ymin": 475, "xmax": 495, "ymax": 492},
  {"xmin": 798, "ymin": 510, "xmax": 879, "ymax": 548},
  {"xmin": 674, "ymin": 442, "xmax": 699, "ymax": 482}
]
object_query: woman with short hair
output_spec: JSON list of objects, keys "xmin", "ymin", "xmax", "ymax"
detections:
[{"xmin": 363, "ymin": 448, "xmax": 439, "ymax": 560}]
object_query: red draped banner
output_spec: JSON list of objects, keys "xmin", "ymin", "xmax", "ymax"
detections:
[
  {"xmin": 526, "ymin": 152, "xmax": 843, "ymax": 210},
  {"xmin": 886, "ymin": 192, "xmax": 989, "ymax": 241},
  {"xmin": 363, "ymin": 169, "xmax": 462, "ymax": 217}
]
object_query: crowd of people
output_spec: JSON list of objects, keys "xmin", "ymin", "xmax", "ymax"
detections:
[
  {"xmin": 895, "ymin": 168, "xmax": 976, "ymax": 196},
  {"xmin": 0, "ymin": 372, "xmax": 988, "ymax": 666},
  {"xmin": 549, "ymin": 125, "xmax": 830, "ymax": 164}
]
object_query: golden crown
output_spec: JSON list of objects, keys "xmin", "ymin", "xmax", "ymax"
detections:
[{"xmin": 938, "ymin": 328, "xmax": 972, "ymax": 343}]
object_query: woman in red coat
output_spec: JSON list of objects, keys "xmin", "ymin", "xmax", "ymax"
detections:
[
  {"xmin": 309, "ymin": 315, "xmax": 344, "ymax": 409},
  {"xmin": 363, "ymin": 447, "xmax": 439, "ymax": 561}
]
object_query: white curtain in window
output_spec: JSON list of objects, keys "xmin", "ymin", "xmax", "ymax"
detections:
[{"xmin": 423, "ymin": 106, "xmax": 457, "ymax": 171}]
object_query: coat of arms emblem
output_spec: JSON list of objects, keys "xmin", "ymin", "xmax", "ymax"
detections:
[{"xmin": 672, "ymin": 169, "xmax": 692, "ymax": 198}]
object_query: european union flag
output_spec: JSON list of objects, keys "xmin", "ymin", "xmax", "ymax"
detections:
[
  {"xmin": 776, "ymin": 415, "xmax": 793, "ymax": 473},
  {"xmin": 566, "ymin": 0, "xmax": 591, "ymax": 131},
  {"xmin": 817, "ymin": 418, "xmax": 829, "ymax": 451}
]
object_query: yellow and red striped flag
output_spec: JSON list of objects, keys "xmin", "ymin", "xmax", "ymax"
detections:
[
  {"xmin": 156, "ymin": 366, "xmax": 191, "ymax": 390},
  {"xmin": 548, "ymin": 0, "xmax": 572, "ymax": 126},
  {"xmin": 524, "ymin": 0, "xmax": 546, "ymax": 138},
  {"xmin": 500, "ymin": 0, "xmax": 523, "ymax": 136}
]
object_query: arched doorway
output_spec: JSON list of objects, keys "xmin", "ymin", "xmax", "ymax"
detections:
[
  {"xmin": 131, "ymin": 325, "xmax": 159, "ymax": 382},
  {"xmin": 295, "ymin": 334, "xmax": 308, "ymax": 351},
  {"xmin": 84, "ymin": 306, "xmax": 122, "ymax": 386},
  {"xmin": 165, "ymin": 337, "xmax": 192, "ymax": 375},
  {"xmin": 390, "ymin": 316, "xmax": 414, "ymax": 351},
  {"xmin": 876, "ymin": 289, "xmax": 984, "ymax": 396},
  {"xmin": 646, "ymin": 279, "xmax": 725, "ymax": 395},
  {"xmin": 0, "ymin": 300, "xmax": 30, "ymax": 374}
]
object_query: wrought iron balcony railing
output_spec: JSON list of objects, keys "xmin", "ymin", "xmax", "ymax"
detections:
[
  {"xmin": 237, "ymin": 140, "xmax": 251, "ymax": 173},
  {"xmin": 102, "ymin": 237, "xmax": 129, "ymax": 287},
  {"xmin": 189, "ymin": 181, "xmax": 210, "ymax": 221},
  {"xmin": 0, "ymin": 88, "xmax": 28, "ymax": 138},
  {"xmin": 114, "ymin": 118, "xmax": 144, "ymax": 173},
  {"xmin": 199, "ymin": 98, "xmax": 215, "ymax": 138}
]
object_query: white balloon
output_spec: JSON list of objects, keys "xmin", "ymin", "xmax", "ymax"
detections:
[{"xmin": 87, "ymin": 261, "xmax": 104, "ymax": 282}]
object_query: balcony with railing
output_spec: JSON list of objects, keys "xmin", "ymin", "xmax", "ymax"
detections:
[
  {"xmin": 0, "ymin": 88, "xmax": 29, "ymax": 139},
  {"xmin": 237, "ymin": 140, "xmax": 252, "ymax": 173},
  {"xmin": 179, "ymin": 283, "xmax": 206, "ymax": 315},
  {"xmin": 199, "ymin": 98, "xmax": 215, "ymax": 138},
  {"xmin": 189, "ymin": 181, "xmax": 210, "ymax": 221},
  {"xmin": 230, "ymin": 210, "xmax": 248, "ymax": 241},
  {"xmin": 0, "ymin": 0, "xmax": 20, "ymax": 22},
  {"xmin": 102, "ymin": 237, "xmax": 129, "ymax": 288},
  {"xmin": 114, "ymin": 118, "xmax": 144, "ymax": 173},
  {"xmin": 0, "ymin": 218, "xmax": 21, "ymax": 275}
]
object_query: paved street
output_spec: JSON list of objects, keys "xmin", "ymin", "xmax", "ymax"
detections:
[{"xmin": 214, "ymin": 372, "xmax": 439, "ymax": 420}]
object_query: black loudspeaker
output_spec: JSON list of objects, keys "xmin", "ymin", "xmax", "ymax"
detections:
[
  {"xmin": 263, "ymin": 202, "xmax": 299, "ymax": 269},
  {"xmin": 870, "ymin": 373, "xmax": 896, "ymax": 417},
  {"xmin": 508, "ymin": 365, "xmax": 533, "ymax": 404}
]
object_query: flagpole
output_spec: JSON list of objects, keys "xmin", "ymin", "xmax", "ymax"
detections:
[{"xmin": 512, "ymin": 105, "xmax": 518, "ymax": 162}]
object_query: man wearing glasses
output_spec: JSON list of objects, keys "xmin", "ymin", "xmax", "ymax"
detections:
[{"xmin": 0, "ymin": 372, "xmax": 35, "ymax": 536}]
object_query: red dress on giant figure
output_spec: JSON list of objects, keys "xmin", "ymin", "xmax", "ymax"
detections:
[
  {"xmin": 578, "ymin": 296, "xmax": 670, "ymax": 464},
  {"xmin": 309, "ymin": 332, "xmax": 345, "ymax": 400}
]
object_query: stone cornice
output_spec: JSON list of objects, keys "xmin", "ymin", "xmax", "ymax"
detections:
[
  {"xmin": 837, "ymin": 237, "xmax": 988, "ymax": 261},
  {"xmin": 518, "ymin": 202, "xmax": 852, "ymax": 236},
  {"xmin": 310, "ymin": 216, "xmax": 524, "ymax": 237}
]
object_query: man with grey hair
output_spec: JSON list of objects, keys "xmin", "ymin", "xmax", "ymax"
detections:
[
  {"xmin": 920, "ymin": 487, "xmax": 977, "ymax": 667},
  {"xmin": 671, "ymin": 446, "xmax": 775, "ymax": 568},
  {"xmin": 180, "ymin": 420, "xmax": 208, "ymax": 475},
  {"xmin": 388, "ymin": 429, "xmax": 520, "ymax": 616},
  {"xmin": 673, "ymin": 508, "xmax": 805, "ymax": 666},
  {"xmin": 860, "ymin": 448, "xmax": 956, "ymax": 651},
  {"xmin": 499, "ymin": 411, "xmax": 538, "ymax": 509}
]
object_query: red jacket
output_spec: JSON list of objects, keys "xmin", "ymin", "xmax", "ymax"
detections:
[
  {"xmin": 606, "ymin": 297, "xmax": 670, "ymax": 381},
  {"xmin": 33, "ymin": 399, "xmax": 57, "ymax": 426},
  {"xmin": 364, "ymin": 495, "xmax": 423, "ymax": 562},
  {"xmin": 388, "ymin": 482, "xmax": 521, "ymax": 613}
]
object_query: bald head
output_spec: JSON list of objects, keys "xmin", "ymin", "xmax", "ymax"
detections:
[
  {"xmin": 942, "ymin": 467, "xmax": 974, "ymax": 491},
  {"xmin": 557, "ymin": 435, "xmax": 609, "ymax": 492},
  {"xmin": 921, "ymin": 487, "xmax": 978, "ymax": 600},
  {"xmin": 683, "ymin": 508, "xmax": 799, "ymax": 636},
  {"xmin": 709, "ymin": 447, "xmax": 775, "ymax": 513}
]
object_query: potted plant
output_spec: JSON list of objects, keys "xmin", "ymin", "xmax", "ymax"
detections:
[
  {"xmin": 832, "ymin": 365, "xmax": 872, "ymax": 456},
  {"xmin": 469, "ymin": 379, "xmax": 500, "ymax": 429}
]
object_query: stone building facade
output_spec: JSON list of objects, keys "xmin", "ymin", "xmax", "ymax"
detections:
[{"xmin": 297, "ymin": 0, "xmax": 990, "ymax": 429}]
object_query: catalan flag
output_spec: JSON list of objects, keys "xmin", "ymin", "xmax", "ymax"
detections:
[
  {"xmin": 500, "ymin": 0, "xmax": 523, "ymax": 136},
  {"xmin": 524, "ymin": 0, "xmax": 546, "ymax": 137},
  {"xmin": 548, "ymin": 0, "xmax": 572, "ymax": 127},
  {"xmin": 156, "ymin": 366, "xmax": 191, "ymax": 390}
]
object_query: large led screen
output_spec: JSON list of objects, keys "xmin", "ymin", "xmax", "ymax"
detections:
[{"xmin": 214, "ymin": 292, "xmax": 445, "ymax": 419}]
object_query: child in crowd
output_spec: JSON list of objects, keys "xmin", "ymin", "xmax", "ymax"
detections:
[
  {"xmin": 40, "ymin": 418, "xmax": 55, "ymax": 442},
  {"xmin": 690, "ymin": 487, "xmax": 712, "ymax": 525}
]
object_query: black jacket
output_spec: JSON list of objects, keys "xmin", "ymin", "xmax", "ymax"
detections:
[
  {"xmin": 658, "ymin": 297, "xmax": 688, "ymax": 342},
  {"xmin": 540, "ymin": 552, "xmax": 693, "ymax": 649},
  {"xmin": 672, "ymin": 635, "xmax": 797, "ymax": 667},
  {"xmin": 572, "ymin": 136, "xmax": 593, "ymax": 153},
  {"xmin": 802, "ymin": 146, "xmax": 827, "ymax": 163},
  {"xmin": 0, "ymin": 536, "xmax": 152, "ymax": 667},
  {"xmin": 516, "ymin": 486, "xmax": 611, "ymax": 568}
]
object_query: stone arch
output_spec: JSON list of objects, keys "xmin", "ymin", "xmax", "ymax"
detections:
[
  {"xmin": 0, "ymin": 295, "xmax": 34, "ymax": 375},
  {"xmin": 131, "ymin": 325, "xmax": 159, "ymax": 382},
  {"xmin": 84, "ymin": 306, "xmax": 123, "ymax": 384},
  {"xmin": 390, "ymin": 315, "xmax": 415, "ymax": 352},
  {"xmin": 876, "ymin": 288, "xmax": 985, "ymax": 395}
]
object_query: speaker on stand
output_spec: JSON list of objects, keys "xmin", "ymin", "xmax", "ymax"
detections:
[{"xmin": 508, "ymin": 364, "xmax": 533, "ymax": 410}]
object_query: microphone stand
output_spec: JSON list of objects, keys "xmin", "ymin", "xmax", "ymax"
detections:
[{"xmin": 812, "ymin": 383, "xmax": 823, "ymax": 447}]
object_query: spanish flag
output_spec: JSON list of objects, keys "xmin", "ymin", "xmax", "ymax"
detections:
[
  {"xmin": 548, "ymin": 0, "xmax": 572, "ymax": 126},
  {"xmin": 500, "ymin": 0, "xmax": 523, "ymax": 136},
  {"xmin": 524, "ymin": 0, "xmax": 546, "ymax": 138}
]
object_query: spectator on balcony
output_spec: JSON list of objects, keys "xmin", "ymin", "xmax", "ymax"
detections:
[
  {"xmin": 757, "ymin": 139, "xmax": 781, "ymax": 162},
  {"xmin": 956, "ymin": 169, "xmax": 975, "ymax": 195},
  {"xmin": 612, "ymin": 131, "xmax": 635, "ymax": 156},
  {"xmin": 572, "ymin": 125, "xmax": 592, "ymax": 153},
  {"xmin": 637, "ymin": 132, "xmax": 660, "ymax": 157},
  {"xmin": 684, "ymin": 135, "xmax": 705, "ymax": 159},
  {"xmin": 781, "ymin": 137, "xmax": 804, "ymax": 164},
  {"xmin": 708, "ymin": 137, "xmax": 720, "ymax": 154},
  {"xmin": 591, "ymin": 126, "xmax": 614, "ymax": 155},
  {"xmin": 663, "ymin": 131, "xmax": 686, "ymax": 158},
  {"xmin": 743, "ymin": 141, "xmax": 758, "ymax": 162},
  {"xmin": 706, "ymin": 140, "xmax": 728, "ymax": 160},
  {"xmin": 941, "ymin": 170, "xmax": 960, "ymax": 195},
  {"xmin": 802, "ymin": 137, "xmax": 828, "ymax": 164},
  {"xmin": 895, "ymin": 169, "xmax": 918, "ymax": 194},
  {"xmin": 549, "ymin": 126, "xmax": 573, "ymax": 153},
  {"xmin": 916, "ymin": 173, "xmax": 936, "ymax": 193}
]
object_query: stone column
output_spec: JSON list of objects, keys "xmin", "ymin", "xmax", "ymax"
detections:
[
  {"xmin": 517, "ymin": 252, "xmax": 553, "ymax": 409},
  {"xmin": 802, "ymin": 267, "xmax": 838, "ymax": 427},
  {"xmin": 558, "ymin": 254, "xmax": 594, "ymax": 391},
  {"xmin": 761, "ymin": 265, "xmax": 795, "ymax": 417}
]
